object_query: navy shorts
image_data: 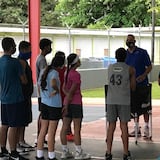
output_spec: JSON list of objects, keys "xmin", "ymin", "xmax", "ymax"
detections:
[
  {"xmin": 1, "ymin": 101, "xmax": 27, "ymax": 127},
  {"xmin": 41, "ymin": 103, "xmax": 62, "ymax": 120},
  {"xmin": 131, "ymin": 85, "xmax": 151, "ymax": 117},
  {"xmin": 65, "ymin": 104, "xmax": 83, "ymax": 119}
]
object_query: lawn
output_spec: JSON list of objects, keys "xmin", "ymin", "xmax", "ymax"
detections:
[{"xmin": 82, "ymin": 81, "xmax": 160, "ymax": 99}]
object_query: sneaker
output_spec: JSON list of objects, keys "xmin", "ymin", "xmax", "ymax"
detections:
[
  {"xmin": 61, "ymin": 150, "xmax": 73, "ymax": 159},
  {"xmin": 66, "ymin": 133, "xmax": 74, "ymax": 142},
  {"xmin": 105, "ymin": 152, "xmax": 112, "ymax": 160},
  {"xmin": 0, "ymin": 149, "xmax": 9, "ymax": 160},
  {"xmin": 16, "ymin": 147, "xmax": 29, "ymax": 156},
  {"xmin": 129, "ymin": 127, "xmax": 141, "ymax": 137},
  {"xmin": 35, "ymin": 157, "xmax": 45, "ymax": 160},
  {"xmin": 144, "ymin": 126, "xmax": 149, "ymax": 137},
  {"xmin": 74, "ymin": 150, "xmax": 91, "ymax": 160},
  {"xmin": 123, "ymin": 151, "xmax": 132, "ymax": 160},
  {"xmin": 9, "ymin": 151, "xmax": 29, "ymax": 160},
  {"xmin": 19, "ymin": 142, "xmax": 34, "ymax": 149}
]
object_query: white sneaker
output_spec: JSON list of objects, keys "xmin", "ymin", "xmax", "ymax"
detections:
[
  {"xmin": 16, "ymin": 146, "xmax": 29, "ymax": 155},
  {"xmin": 61, "ymin": 150, "xmax": 73, "ymax": 159},
  {"xmin": 74, "ymin": 150, "xmax": 91, "ymax": 160},
  {"xmin": 144, "ymin": 126, "xmax": 149, "ymax": 137}
]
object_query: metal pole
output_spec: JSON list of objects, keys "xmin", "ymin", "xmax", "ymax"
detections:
[{"xmin": 151, "ymin": 0, "xmax": 155, "ymax": 63}]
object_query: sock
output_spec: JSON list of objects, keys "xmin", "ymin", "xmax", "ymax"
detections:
[
  {"xmin": 48, "ymin": 151, "xmax": 55, "ymax": 159},
  {"xmin": 37, "ymin": 149, "xmax": 44, "ymax": 158},
  {"xmin": 75, "ymin": 145, "xmax": 82, "ymax": 153},
  {"xmin": 62, "ymin": 145, "xmax": 68, "ymax": 152}
]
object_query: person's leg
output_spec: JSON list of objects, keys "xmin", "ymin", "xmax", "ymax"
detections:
[
  {"xmin": 0, "ymin": 125, "xmax": 9, "ymax": 156},
  {"xmin": 60, "ymin": 117, "xmax": 72, "ymax": 145},
  {"xmin": 8, "ymin": 127, "xmax": 18, "ymax": 151},
  {"xmin": 47, "ymin": 120, "xmax": 59, "ymax": 159},
  {"xmin": 36, "ymin": 119, "xmax": 49, "ymax": 159},
  {"xmin": 73, "ymin": 118, "xmax": 82, "ymax": 146},
  {"xmin": 143, "ymin": 112, "xmax": 149, "ymax": 137},
  {"xmin": 60, "ymin": 117, "xmax": 73, "ymax": 159},
  {"xmin": 106, "ymin": 122, "xmax": 116, "ymax": 154},
  {"xmin": 0, "ymin": 125, "xmax": 8, "ymax": 149},
  {"xmin": 120, "ymin": 121, "xmax": 128, "ymax": 155}
]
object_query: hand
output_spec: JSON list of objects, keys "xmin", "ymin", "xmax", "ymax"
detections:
[
  {"xmin": 62, "ymin": 105, "xmax": 68, "ymax": 117},
  {"xmin": 50, "ymin": 91, "xmax": 57, "ymax": 97},
  {"xmin": 136, "ymin": 74, "xmax": 145, "ymax": 82}
]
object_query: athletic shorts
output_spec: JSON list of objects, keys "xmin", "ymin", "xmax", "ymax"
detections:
[
  {"xmin": 1, "ymin": 101, "xmax": 27, "ymax": 127},
  {"xmin": 65, "ymin": 104, "xmax": 83, "ymax": 119},
  {"xmin": 38, "ymin": 97, "xmax": 42, "ymax": 111},
  {"xmin": 41, "ymin": 103, "xmax": 62, "ymax": 120},
  {"xmin": 107, "ymin": 104, "xmax": 131, "ymax": 122},
  {"xmin": 131, "ymin": 85, "xmax": 151, "ymax": 116},
  {"xmin": 24, "ymin": 98, "xmax": 32, "ymax": 125}
]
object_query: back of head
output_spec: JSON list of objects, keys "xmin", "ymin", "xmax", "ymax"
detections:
[
  {"xmin": 51, "ymin": 56, "xmax": 65, "ymax": 68},
  {"xmin": 55, "ymin": 51, "xmax": 65, "ymax": 58},
  {"xmin": 19, "ymin": 41, "xmax": 31, "ymax": 52},
  {"xmin": 115, "ymin": 47, "xmax": 127, "ymax": 62},
  {"xmin": 67, "ymin": 53, "xmax": 78, "ymax": 66},
  {"xmin": 39, "ymin": 38, "xmax": 52, "ymax": 50},
  {"xmin": 2, "ymin": 37, "xmax": 15, "ymax": 52}
]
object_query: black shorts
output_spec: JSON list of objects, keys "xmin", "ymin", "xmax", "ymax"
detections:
[
  {"xmin": 38, "ymin": 97, "xmax": 42, "ymax": 111},
  {"xmin": 65, "ymin": 104, "xmax": 83, "ymax": 119},
  {"xmin": 24, "ymin": 98, "xmax": 32, "ymax": 125},
  {"xmin": 1, "ymin": 101, "xmax": 27, "ymax": 127},
  {"xmin": 131, "ymin": 84, "xmax": 151, "ymax": 117},
  {"xmin": 41, "ymin": 103, "xmax": 62, "ymax": 120}
]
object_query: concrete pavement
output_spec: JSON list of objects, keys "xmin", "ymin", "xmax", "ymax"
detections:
[{"xmin": 22, "ymin": 98, "xmax": 160, "ymax": 160}]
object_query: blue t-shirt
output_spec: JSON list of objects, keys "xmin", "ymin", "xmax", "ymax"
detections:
[
  {"xmin": 0, "ymin": 55, "xmax": 24, "ymax": 104},
  {"xmin": 40, "ymin": 69, "xmax": 62, "ymax": 108},
  {"xmin": 125, "ymin": 47, "xmax": 151, "ymax": 86}
]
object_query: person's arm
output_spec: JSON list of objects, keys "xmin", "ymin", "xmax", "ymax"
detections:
[
  {"xmin": 64, "ymin": 83, "xmax": 77, "ymax": 106},
  {"xmin": 19, "ymin": 59, "xmax": 28, "ymax": 85},
  {"xmin": 129, "ymin": 66, "xmax": 136, "ymax": 91},
  {"xmin": 136, "ymin": 64, "xmax": 152, "ymax": 82},
  {"xmin": 50, "ymin": 78, "xmax": 59, "ymax": 97}
]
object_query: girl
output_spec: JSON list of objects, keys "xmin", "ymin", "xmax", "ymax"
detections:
[
  {"xmin": 60, "ymin": 53, "xmax": 91, "ymax": 160},
  {"xmin": 36, "ymin": 56, "xmax": 65, "ymax": 160}
]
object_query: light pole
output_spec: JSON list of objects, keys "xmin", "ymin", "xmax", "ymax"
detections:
[
  {"xmin": 65, "ymin": 22, "xmax": 73, "ymax": 54},
  {"xmin": 18, "ymin": 18, "xmax": 28, "ymax": 40},
  {"xmin": 151, "ymin": 0, "xmax": 155, "ymax": 63}
]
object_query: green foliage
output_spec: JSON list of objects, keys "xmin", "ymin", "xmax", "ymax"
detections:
[{"xmin": 0, "ymin": 0, "xmax": 160, "ymax": 28}]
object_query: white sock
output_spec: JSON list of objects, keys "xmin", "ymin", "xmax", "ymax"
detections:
[
  {"xmin": 75, "ymin": 145, "xmax": 82, "ymax": 153},
  {"xmin": 37, "ymin": 150, "xmax": 44, "ymax": 158},
  {"xmin": 48, "ymin": 151, "xmax": 55, "ymax": 159},
  {"xmin": 62, "ymin": 145, "xmax": 68, "ymax": 152}
]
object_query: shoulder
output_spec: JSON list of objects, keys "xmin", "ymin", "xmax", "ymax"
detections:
[{"xmin": 136, "ymin": 47, "xmax": 148, "ymax": 54}]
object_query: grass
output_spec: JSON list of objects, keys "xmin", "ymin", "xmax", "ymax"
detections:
[{"xmin": 82, "ymin": 81, "xmax": 160, "ymax": 99}]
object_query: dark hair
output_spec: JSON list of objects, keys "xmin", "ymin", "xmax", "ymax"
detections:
[
  {"xmin": 115, "ymin": 47, "xmax": 127, "ymax": 62},
  {"xmin": 2, "ymin": 37, "xmax": 15, "ymax": 52},
  {"xmin": 65, "ymin": 53, "xmax": 78, "ymax": 83},
  {"xmin": 55, "ymin": 51, "xmax": 65, "ymax": 57},
  {"xmin": 19, "ymin": 41, "xmax": 31, "ymax": 51},
  {"xmin": 40, "ymin": 56, "xmax": 65, "ymax": 91},
  {"xmin": 39, "ymin": 38, "xmax": 52, "ymax": 50}
]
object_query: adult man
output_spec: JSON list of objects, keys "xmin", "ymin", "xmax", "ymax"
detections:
[
  {"xmin": 0, "ymin": 37, "xmax": 28, "ymax": 160},
  {"xmin": 35, "ymin": 38, "xmax": 52, "ymax": 145},
  {"xmin": 125, "ymin": 34, "xmax": 152, "ymax": 137},
  {"xmin": 105, "ymin": 47, "xmax": 136, "ymax": 160}
]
